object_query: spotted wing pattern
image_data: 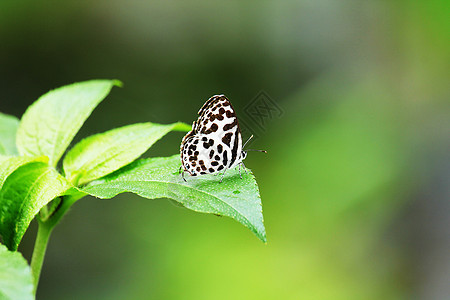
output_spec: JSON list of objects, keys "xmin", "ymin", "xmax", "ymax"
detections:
[{"xmin": 180, "ymin": 95, "xmax": 243, "ymax": 176}]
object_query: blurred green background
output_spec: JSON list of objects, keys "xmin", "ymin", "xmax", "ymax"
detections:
[{"xmin": 1, "ymin": 1, "xmax": 449, "ymax": 299}]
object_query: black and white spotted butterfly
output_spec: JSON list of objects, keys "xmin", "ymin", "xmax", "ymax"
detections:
[{"xmin": 180, "ymin": 95, "xmax": 265, "ymax": 182}]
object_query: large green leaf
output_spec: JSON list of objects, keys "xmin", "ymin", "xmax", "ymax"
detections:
[
  {"xmin": 0, "ymin": 162, "xmax": 72, "ymax": 250},
  {"xmin": 63, "ymin": 122, "xmax": 191, "ymax": 186},
  {"xmin": 82, "ymin": 155, "xmax": 266, "ymax": 242},
  {"xmin": 16, "ymin": 80, "xmax": 121, "ymax": 167},
  {"xmin": 0, "ymin": 244, "xmax": 33, "ymax": 300},
  {"xmin": 0, "ymin": 112, "xmax": 19, "ymax": 155}
]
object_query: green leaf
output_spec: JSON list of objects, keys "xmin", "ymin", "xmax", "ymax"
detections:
[
  {"xmin": 16, "ymin": 80, "xmax": 121, "ymax": 167},
  {"xmin": 0, "ymin": 162, "xmax": 72, "ymax": 250},
  {"xmin": 82, "ymin": 155, "xmax": 266, "ymax": 242},
  {"xmin": 0, "ymin": 156, "xmax": 49, "ymax": 190},
  {"xmin": 0, "ymin": 112, "xmax": 19, "ymax": 155},
  {"xmin": 63, "ymin": 122, "xmax": 190, "ymax": 186},
  {"xmin": 0, "ymin": 244, "xmax": 33, "ymax": 300}
]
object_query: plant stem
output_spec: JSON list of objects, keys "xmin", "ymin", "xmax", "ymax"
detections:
[
  {"xmin": 30, "ymin": 194, "xmax": 83, "ymax": 294},
  {"xmin": 30, "ymin": 220, "xmax": 53, "ymax": 294},
  {"xmin": 30, "ymin": 193, "xmax": 84, "ymax": 295}
]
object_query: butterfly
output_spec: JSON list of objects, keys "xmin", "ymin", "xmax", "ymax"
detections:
[{"xmin": 180, "ymin": 95, "xmax": 265, "ymax": 182}]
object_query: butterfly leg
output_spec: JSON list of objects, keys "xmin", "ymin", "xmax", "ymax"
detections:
[
  {"xmin": 239, "ymin": 164, "xmax": 242, "ymax": 179},
  {"xmin": 179, "ymin": 167, "xmax": 187, "ymax": 182},
  {"xmin": 219, "ymin": 168, "xmax": 228, "ymax": 183},
  {"xmin": 241, "ymin": 162, "xmax": 248, "ymax": 175}
]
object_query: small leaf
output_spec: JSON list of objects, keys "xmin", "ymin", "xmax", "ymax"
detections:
[
  {"xmin": 82, "ymin": 155, "xmax": 266, "ymax": 242},
  {"xmin": 0, "ymin": 244, "xmax": 33, "ymax": 300},
  {"xmin": 0, "ymin": 162, "xmax": 72, "ymax": 250},
  {"xmin": 0, "ymin": 112, "xmax": 19, "ymax": 155},
  {"xmin": 63, "ymin": 122, "xmax": 190, "ymax": 185},
  {"xmin": 0, "ymin": 156, "xmax": 49, "ymax": 190},
  {"xmin": 16, "ymin": 80, "xmax": 121, "ymax": 167}
]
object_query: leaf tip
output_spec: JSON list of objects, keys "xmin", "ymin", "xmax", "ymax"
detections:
[
  {"xmin": 112, "ymin": 79, "xmax": 123, "ymax": 88},
  {"xmin": 259, "ymin": 232, "xmax": 267, "ymax": 244},
  {"xmin": 173, "ymin": 122, "xmax": 193, "ymax": 132},
  {"xmin": 39, "ymin": 155, "xmax": 50, "ymax": 164}
]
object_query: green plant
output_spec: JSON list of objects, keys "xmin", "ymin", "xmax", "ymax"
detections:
[{"xmin": 0, "ymin": 80, "xmax": 266, "ymax": 299}]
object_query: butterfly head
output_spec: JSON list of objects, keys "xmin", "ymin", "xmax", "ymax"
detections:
[{"xmin": 241, "ymin": 151, "xmax": 248, "ymax": 160}]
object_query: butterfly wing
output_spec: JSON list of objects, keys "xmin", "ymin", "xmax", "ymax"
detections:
[{"xmin": 181, "ymin": 95, "xmax": 244, "ymax": 176}]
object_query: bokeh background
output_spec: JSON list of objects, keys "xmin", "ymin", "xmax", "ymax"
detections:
[{"xmin": 1, "ymin": 1, "xmax": 449, "ymax": 299}]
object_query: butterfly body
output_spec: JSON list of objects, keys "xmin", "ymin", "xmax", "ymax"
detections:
[{"xmin": 180, "ymin": 95, "xmax": 247, "ymax": 179}]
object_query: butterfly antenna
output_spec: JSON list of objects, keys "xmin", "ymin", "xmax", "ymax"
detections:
[
  {"xmin": 246, "ymin": 149, "xmax": 267, "ymax": 153},
  {"xmin": 243, "ymin": 135, "xmax": 267, "ymax": 153},
  {"xmin": 243, "ymin": 135, "xmax": 254, "ymax": 149}
]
